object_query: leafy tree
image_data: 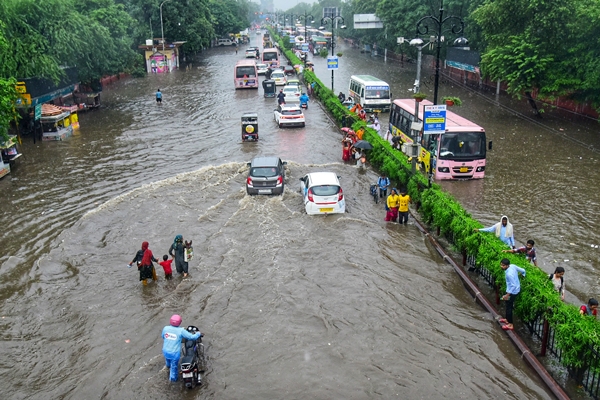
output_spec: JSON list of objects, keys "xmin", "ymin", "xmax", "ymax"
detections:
[
  {"xmin": 0, "ymin": 77, "xmax": 18, "ymax": 143},
  {"xmin": 471, "ymin": 0, "xmax": 600, "ymax": 110}
]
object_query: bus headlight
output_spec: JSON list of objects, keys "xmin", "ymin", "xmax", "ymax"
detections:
[
  {"xmin": 438, "ymin": 167, "xmax": 450, "ymax": 173},
  {"xmin": 476, "ymin": 166, "xmax": 485, "ymax": 172}
]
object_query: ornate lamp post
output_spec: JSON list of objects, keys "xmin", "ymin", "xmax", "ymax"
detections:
[
  {"xmin": 160, "ymin": 0, "xmax": 172, "ymax": 52},
  {"xmin": 320, "ymin": 16, "xmax": 346, "ymax": 92},
  {"xmin": 415, "ymin": 0, "xmax": 465, "ymax": 104}
]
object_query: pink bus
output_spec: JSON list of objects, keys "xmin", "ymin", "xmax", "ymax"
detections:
[
  {"xmin": 388, "ymin": 99, "xmax": 487, "ymax": 179},
  {"xmin": 234, "ymin": 59, "xmax": 258, "ymax": 89},
  {"xmin": 261, "ymin": 48, "xmax": 279, "ymax": 68}
]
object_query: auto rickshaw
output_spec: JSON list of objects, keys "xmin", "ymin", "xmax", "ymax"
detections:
[
  {"xmin": 241, "ymin": 112, "xmax": 259, "ymax": 142},
  {"xmin": 262, "ymin": 79, "xmax": 276, "ymax": 98}
]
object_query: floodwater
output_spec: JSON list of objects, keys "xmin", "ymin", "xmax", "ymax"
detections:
[{"xmin": 4, "ymin": 32, "xmax": 598, "ymax": 399}]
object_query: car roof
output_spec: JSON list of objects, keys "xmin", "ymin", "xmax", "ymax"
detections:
[
  {"xmin": 283, "ymin": 86, "xmax": 299, "ymax": 91},
  {"xmin": 306, "ymin": 172, "xmax": 340, "ymax": 186},
  {"xmin": 250, "ymin": 156, "xmax": 282, "ymax": 167},
  {"xmin": 271, "ymin": 71, "xmax": 285, "ymax": 75}
]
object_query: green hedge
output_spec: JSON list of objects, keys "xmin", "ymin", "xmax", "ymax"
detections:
[{"xmin": 269, "ymin": 27, "xmax": 600, "ymax": 370}]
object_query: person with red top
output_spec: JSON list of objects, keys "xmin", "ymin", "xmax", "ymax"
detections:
[
  {"xmin": 580, "ymin": 298, "xmax": 598, "ymax": 317},
  {"xmin": 159, "ymin": 255, "xmax": 173, "ymax": 280},
  {"xmin": 129, "ymin": 241, "xmax": 158, "ymax": 285}
]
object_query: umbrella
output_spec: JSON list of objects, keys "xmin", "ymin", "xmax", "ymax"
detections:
[{"xmin": 353, "ymin": 140, "xmax": 373, "ymax": 150}]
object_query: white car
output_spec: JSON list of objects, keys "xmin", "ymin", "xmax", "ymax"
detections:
[
  {"xmin": 274, "ymin": 104, "xmax": 305, "ymax": 128},
  {"xmin": 256, "ymin": 63, "xmax": 268, "ymax": 75},
  {"xmin": 299, "ymin": 172, "xmax": 346, "ymax": 215},
  {"xmin": 271, "ymin": 70, "xmax": 287, "ymax": 86},
  {"xmin": 282, "ymin": 85, "xmax": 301, "ymax": 103}
]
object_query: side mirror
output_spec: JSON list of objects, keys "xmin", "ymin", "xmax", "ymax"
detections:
[
  {"xmin": 247, "ymin": 162, "xmax": 251, "ymax": 167},
  {"xmin": 283, "ymin": 161, "xmax": 288, "ymax": 165},
  {"xmin": 488, "ymin": 140, "xmax": 493, "ymax": 150}
]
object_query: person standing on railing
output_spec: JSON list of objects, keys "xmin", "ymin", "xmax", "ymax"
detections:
[
  {"xmin": 474, "ymin": 215, "xmax": 515, "ymax": 248},
  {"xmin": 498, "ymin": 258, "xmax": 526, "ymax": 331}
]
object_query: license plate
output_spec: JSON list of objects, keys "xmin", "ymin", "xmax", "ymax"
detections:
[
  {"xmin": 319, "ymin": 208, "xmax": 334, "ymax": 213},
  {"xmin": 182, "ymin": 372, "xmax": 193, "ymax": 378},
  {"xmin": 459, "ymin": 167, "xmax": 468, "ymax": 173},
  {"xmin": 258, "ymin": 189, "xmax": 272, "ymax": 194},
  {"xmin": 373, "ymin": 109, "xmax": 381, "ymax": 113}
]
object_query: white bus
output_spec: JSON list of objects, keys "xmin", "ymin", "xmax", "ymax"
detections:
[{"xmin": 348, "ymin": 75, "xmax": 392, "ymax": 113}]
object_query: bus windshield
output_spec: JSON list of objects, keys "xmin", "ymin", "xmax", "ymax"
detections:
[
  {"xmin": 438, "ymin": 132, "xmax": 486, "ymax": 160},
  {"xmin": 365, "ymin": 88, "xmax": 390, "ymax": 99}
]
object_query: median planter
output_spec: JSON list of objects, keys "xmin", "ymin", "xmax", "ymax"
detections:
[{"xmin": 442, "ymin": 96, "xmax": 462, "ymax": 106}]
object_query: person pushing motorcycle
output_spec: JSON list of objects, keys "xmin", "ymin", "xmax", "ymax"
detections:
[{"xmin": 161, "ymin": 314, "xmax": 201, "ymax": 382}]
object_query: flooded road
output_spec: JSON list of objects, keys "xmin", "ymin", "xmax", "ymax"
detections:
[{"xmin": 1, "ymin": 32, "xmax": 595, "ymax": 398}]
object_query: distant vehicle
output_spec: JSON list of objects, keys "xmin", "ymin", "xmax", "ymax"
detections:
[
  {"xmin": 299, "ymin": 172, "xmax": 346, "ymax": 215},
  {"xmin": 282, "ymin": 85, "xmax": 301, "ymax": 103},
  {"xmin": 262, "ymin": 48, "xmax": 280, "ymax": 68},
  {"xmin": 256, "ymin": 63, "xmax": 268, "ymax": 75},
  {"xmin": 285, "ymin": 78, "xmax": 301, "ymax": 89},
  {"xmin": 283, "ymin": 65, "xmax": 295, "ymax": 76},
  {"xmin": 234, "ymin": 59, "xmax": 258, "ymax": 89},
  {"xmin": 348, "ymin": 75, "xmax": 391, "ymax": 113},
  {"xmin": 217, "ymin": 38, "xmax": 234, "ymax": 46},
  {"xmin": 246, "ymin": 156, "xmax": 287, "ymax": 195},
  {"xmin": 270, "ymin": 70, "xmax": 287, "ymax": 86},
  {"xmin": 241, "ymin": 112, "xmax": 258, "ymax": 142},
  {"xmin": 274, "ymin": 104, "xmax": 305, "ymax": 128}
]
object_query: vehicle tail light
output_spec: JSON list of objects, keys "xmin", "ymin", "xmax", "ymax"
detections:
[
  {"xmin": 246, "ymin": 177, "xmax": 252, "ymax": 186},
  {"xmin": 277, "ymin": 176, "xmax": 283, "ymax": 185},
  {"xmin": 338, "ymin": 187, "xmax": 344, "ymax": 201},
  {"xmin": 307, "ymin": 188, "xmax": 314, "ymax": 202}
]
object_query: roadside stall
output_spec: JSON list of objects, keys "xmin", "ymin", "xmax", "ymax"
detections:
[
  {"xmin": 0, "ymin": 135, "xmax": 21, "ymax": 179},
  {"xmin": 40, "ymin": 104, "xmax": 73, "ymax": 141}
]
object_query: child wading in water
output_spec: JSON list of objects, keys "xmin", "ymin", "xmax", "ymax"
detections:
[{"xmin": 159, "ymin": 255, "xmax": 173, "ymax": 280}]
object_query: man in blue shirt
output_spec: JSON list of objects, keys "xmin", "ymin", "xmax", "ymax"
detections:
[
  {"xmin": 474, "ymin": 215, "xmax": 515, "ymax": 248},
  {"xmin": 498, "ymin": 258, "xmax": 526, "ymax": 331},
  {"xmin": 156, "ymin": 89, "xmax": 162, "ymax": 104}
]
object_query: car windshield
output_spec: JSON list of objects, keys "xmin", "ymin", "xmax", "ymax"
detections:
[
  {"xmin": 250, "ymin": 167, "xmax": 279, "ymax": 177},
  {"xmin": 283, "ymin": 88, "xmax": 297, "ymax": 94},
  {"xmin": 272, "ymin": 72, "xmax": 284, "ymax": 78},
  {"xmin": 311, "ymin": 185, "xmax": 340, "ymax": 196},
  {"xmin": 282, "ymin": 109, "xmax": 302, "ymax": 115}
]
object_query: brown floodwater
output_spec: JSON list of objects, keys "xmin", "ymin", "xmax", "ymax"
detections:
[{"xmin": 3, "ymin": 33, "xmax": 597, "ymax": 399}]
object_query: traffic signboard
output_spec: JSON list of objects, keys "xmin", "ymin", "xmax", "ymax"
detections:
[
  {"xmin": 327, "ymin": 56, "xmax": 338, "ymax": 69},
  {"xmin": 423, "ymin": 105, "xmax": 447, "ymax": 134}
]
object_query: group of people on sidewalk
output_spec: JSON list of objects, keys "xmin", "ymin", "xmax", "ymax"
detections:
[
  {"xmin": 128, "ymin": 235, "xmax": 193, "ymax": 285},
  {"xmin": 471, "ymin": 215, "xmax": 592, "ymax": 331}
]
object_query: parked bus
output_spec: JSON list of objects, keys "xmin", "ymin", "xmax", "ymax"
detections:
[
  {"xmin": 262, "ymin": 48, "xmax": 280, "ymax": 68},
  {"xmin": 234, "ymin": 59, "xmax": 258, "ymax": 89},
  {"xmin": 348, "ymin": 75, "xmax": 392, "ymax": 113},
  {"xmin": 389, "ymin": 99, "xmax": 487, "ymax": 179}
]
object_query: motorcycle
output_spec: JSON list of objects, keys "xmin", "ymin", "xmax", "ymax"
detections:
[
  {"xmin": 180, "ymin": 326, "xmax": 206, "ymax": 389},
  {"xmin": 300, "ymin": 101, "xmax": 308, "ymax": 109}
]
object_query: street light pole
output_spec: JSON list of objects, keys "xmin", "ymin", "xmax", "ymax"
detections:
[
  {"xmin": 415, "ymin": 0, "xmax": 464, "ymax": 104},
  {"xmin": 320, "ymin": 16, "xmax": 345, "ymax": 92},
  {"xmin": 298, "ymin": 12, "xmax": 314, "ymax": 66},
  {"xmin": 160, "ymin": 0, "xmax": 172, "ymax": 52}
]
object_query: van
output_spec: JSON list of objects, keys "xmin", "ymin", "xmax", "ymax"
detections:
[{"xmin": 217, "ymin": 38, "xmax": 234, "ymax": 46}]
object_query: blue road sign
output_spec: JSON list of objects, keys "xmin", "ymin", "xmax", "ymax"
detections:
[
  {"xmin": 423, "ymin": 105, "xmax": 447, "ymax": 134},
  {"xmin": 327, "ymin": 56, "xmax": 339, "ymax": 70}
]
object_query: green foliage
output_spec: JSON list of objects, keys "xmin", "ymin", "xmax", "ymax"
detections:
[
  {"xmin": 319, "ymin": 48, "xmax": 328, "ymax": 58},
  {"xmin": 442, "ymin": 96, "xmax": 462, "ymax": 106},
  {"xmin": 0, "ymin": 77, "xmax": 18, "ymax": 142}
]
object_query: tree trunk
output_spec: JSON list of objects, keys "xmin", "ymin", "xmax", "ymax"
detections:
[{"xmin": 524, "ymin": 91, "xmax": 541, "ymax": 118}]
